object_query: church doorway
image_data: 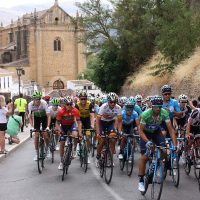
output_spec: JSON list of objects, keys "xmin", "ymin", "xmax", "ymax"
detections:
[{"xmin": 53, "ymin": 79, "xmax": 64, "ymax": 90}]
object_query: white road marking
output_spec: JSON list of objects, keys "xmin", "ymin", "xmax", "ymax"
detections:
[{"xmin": 90, "ymin": 160, "xmax": 125, "ymax": 200}]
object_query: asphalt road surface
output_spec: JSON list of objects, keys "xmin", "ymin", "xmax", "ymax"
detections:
[{"xmin": 0, "ymin": 140, "xmax": 199, "ymax": 200}]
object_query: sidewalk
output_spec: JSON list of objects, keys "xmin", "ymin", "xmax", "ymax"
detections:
[{"xmin": 0, "ymin": 125, "xmax": 31, "ymax": 162}]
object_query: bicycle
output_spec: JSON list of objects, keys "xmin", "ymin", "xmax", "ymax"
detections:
[
  {"xmin": 98, "ymin": 129, "xmax": 117, "ymax": 184},
  {"xmin": 184, "ymin": 134, "xmax": 200, "ymax": 183},
  {"xmin": 163, "ymin": 138, "xmax": 180, "ymax": 188},
  {"xmin": 30, "ymin": 125, "xmax": 47, "ymax": 174},
  {"xmin": 62, "ymin": 133, "xmax": 73, "ymax": 181},
  {"xmin": 119, "ymin": 133, "xmax": 138, "ymax": 176},
  {"xmin": 79, "ymin": 129, "xmax": 89, "ymax": 173},
  {"xmin": 89, "ymin": 129, "xmax": 96, "ymax": 157},
  {"xmin": 141, "ymin": 144, "xmax": 166, "ymax": 200}
]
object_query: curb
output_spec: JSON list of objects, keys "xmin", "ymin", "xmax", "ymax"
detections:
[{"xmin": 0, "ymin": 135, "xmax": 31, "ymax": 162}]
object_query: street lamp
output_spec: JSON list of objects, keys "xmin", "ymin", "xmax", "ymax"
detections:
[
  {"xmin": 31, "ymin": 80, "xmax": 35, "ymax": 93},
  {"xmin": 16, "ymin": 66, "xmax": 25, "ymax": 95}
]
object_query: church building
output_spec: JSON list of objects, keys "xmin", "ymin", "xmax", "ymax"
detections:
[{"xmin": 0, "ymin": 0, "xmax": 86, "ymax": 94}]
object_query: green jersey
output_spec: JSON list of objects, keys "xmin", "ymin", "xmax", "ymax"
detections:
[{"xmin": 140, "ymin": 108, "xmax": 170, "ymax": 133}]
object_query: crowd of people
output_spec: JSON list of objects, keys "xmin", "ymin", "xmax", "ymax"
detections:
[{"xmin": 0, "ymin": 84, "xmax": 200, "ymax": 193}]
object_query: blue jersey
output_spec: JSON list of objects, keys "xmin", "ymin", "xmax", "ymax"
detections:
[
  {"xmin": 122, "ymin": 109, "xmax": 139, "ymax": 125},
  {"xmin": 162, "ymin": 98, "xmax": 180, "ymax": 120}
]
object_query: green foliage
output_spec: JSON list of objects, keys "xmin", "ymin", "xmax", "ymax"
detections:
[
  {"xmin": 77, "ymin": 0, "xmax": 200, "ymax": 91},
  {"xmin": 89, "ymin": 44, "xmax": 129, "ymax": 93}
]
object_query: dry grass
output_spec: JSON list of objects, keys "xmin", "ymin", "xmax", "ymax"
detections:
[{"xmin": 122, "ymin": 47, "xmax": 200, "ymax": 97}]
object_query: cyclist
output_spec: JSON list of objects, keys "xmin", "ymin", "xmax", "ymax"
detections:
[
  {"xmin": 75, "ymin": 91, "xmax": 95, "ymax": 163},
  {"xmin": 161, "ymin": 85, "xmax": 182, "ymax": 136},
  {"xmin": 129, "ymin": 96, "xmax": 143, "ymax": 116},
  {"xmin": 48, "ymin": 98, "xmax": 61, "ymax": 150},
  {"xmin": 138, "ymin": 96, "xmax": 177, "ymax": 192},
  {"xmin": 56, "ymin": 96, "xmax": 82, "ymax": 170},
  {"xmin": 142, "ymin": 96, "xmax": 152, "ymax": 111},
  {"xmin": 118, "ymin": 99, "xmax": 139, "ymax": 160},
  {"xmin": 96, "ymin": 92, "xmax": 122, "ymax": 167},
  {"xmin": 28, "ymin": 91, "xmax": 51, "ymax": 161},
  {"xmin": 135, "ymin": 94, "xmax": 143, "ymax": 110},
  {"xmin": 43, "ymin": 95, "xmax": 51, "ymax": 106},
  {"xmin": 175, "ymin": 94, "xmax": 191, "ymax": 132},
  {"xmin": 186, "ymin": 108, "xmax": 200, "ymax": 167}
]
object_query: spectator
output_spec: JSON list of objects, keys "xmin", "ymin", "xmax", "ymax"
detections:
[
  {"xmin": 0, "ymin": 95, "xmax": 12, "ymax": 154},
  {"xmin": 14, "ymin": 93, "xmax": 27, "ymax": 132},
  {"xmin": 6, "ymin": 109, "xmax": 22, "ymax": 144}
]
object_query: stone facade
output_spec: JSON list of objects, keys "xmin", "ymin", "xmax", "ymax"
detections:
[{"xmin": 0, "ymin": 0, "xmax": 86, "ymax": 93}]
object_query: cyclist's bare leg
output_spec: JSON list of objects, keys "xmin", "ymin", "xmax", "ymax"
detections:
[
  {"xmin": 139, "ymin": 154, "xmax": 148, "ymax": 176},
  {"xmin": 110, "ymin": 138, "xmax": 116, "ymax": 154},
  {"xmin": 34, "ymin": 132, "xmax": 39, "ymax": 150},
  {"xmin": 97, "ymin": 137, "xmax": 105, "ymax": 156},
  {"xmin": 59, "ymin": 141, "xmax": 65, "ymax": 161}
]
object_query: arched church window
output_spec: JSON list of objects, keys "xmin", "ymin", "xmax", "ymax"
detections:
[
  {"xmin": 54, "ymin": 38, "xmax": 61, "ymax": 51},
  {"xmin": 53, "ymin": 79, "xmax": 64, "ymax": 90}
]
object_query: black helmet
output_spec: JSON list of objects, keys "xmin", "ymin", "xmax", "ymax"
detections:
[
  {"xmin": 151, "ymin": 96, "xmax": 163, "ymax": 107},
  {"xmin": 161, "ymin": 85, "xmax": 172, "ymax": 93},
  {"xmin": 79, "ymin": 91, "xmax": 87, "ymax": 98}
]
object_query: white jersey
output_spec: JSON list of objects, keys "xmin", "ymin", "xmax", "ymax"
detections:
[
  {"xmin": 0, "ymin": 107, "xmax": 8, "ymax": 123},
  {"xmin": 98, "ymin": 103, "xmax": 121, "ymax": 122},
  {"xmin": 28, "ymin": 99, "xmax": 49, "ymax": 117},
  {"xmin": 47, "ymin": 106, "xmax": 61, "ymax": 119},
  {"xmin": 189, "ymin": 108, "xmax": 200, "ymax": 126}
]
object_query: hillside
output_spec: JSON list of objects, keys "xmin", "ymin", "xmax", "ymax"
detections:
[{"xmin": 121, "ymin": 47, "xmax": 200, "ymax": 99}]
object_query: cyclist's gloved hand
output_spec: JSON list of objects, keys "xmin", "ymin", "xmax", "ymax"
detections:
[
  {"xmin": 145, "ymin": 141, "xmax": 153, "ymax": 148},
  {"xmin": 45, "ymin": 127, "xmax": 50, "ymax": 132}
]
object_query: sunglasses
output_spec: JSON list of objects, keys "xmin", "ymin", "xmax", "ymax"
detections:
[
  {"xmin": 66, "ymin": 103, "xmax": 72, "ymax": 106},
  {"xmin": 80, "ymin": 98, "xmax": 87, "ymax": 100},
  {"xmin": 109, "ymin": 101, "xmax": 116, "ymax": 104},
  {"xmin": 163, "ymin": 93, "xmax": 171, "ymax": 96},
  {"xmin": 180, "ymin": 101, "xmax": 187, "ymax": 103},
  {"xmin": 152, "ymin": 105, "xmax": 162, "ymax": 108},
  {"xmin": 34, "ymin": 98, "xmax": 41, "ymax": 100}
]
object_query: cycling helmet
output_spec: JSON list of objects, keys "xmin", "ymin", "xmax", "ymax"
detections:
[
  {"xmin": 118, "ymin": 96, "xmax": 127, "ymax": 105},
  {"xmin": 32, "ymin": 91, "xmax": 42, "ymax": 99},
  {"xmin": 79, "ymin": 91, "xmax": 87, "ymax": 98},
  {"xmin": 178, "ymin": 94, "xmax": 188, "ymax": 102},
  {"xmin": 43, "ymin": 95, "xmax": 50, "ymax": 101},
  {"xmin": 101, "ymin": 96, "xmax": 108, "ymax": 104},
  {"xmin": 51, "ymin": 98, "xmax": 60, "ymax": 106},
  {"xmin": 151, "ymin": 96, "xmax": 163, "ymax": 107},
  {"xmin": 161, "ymin": 84, "xmax": 172, "ymax": 93},
  {"xmin": 135, "ymin": 94, "xmax": 142, "ymax": 101},
  {"xmin": 107, "ymin": 92, "xmax": 118, "ymax": 102},
  {"xmin": 63, "ymin": 96, "xmax": 73, "ymax": 104},
  {"xmin": 127, "ymin": 97, "xmax": 136, "ymax": 106},
  {"xmin": 125, "ymin": 99, "xmax": 135, "ymax": 110},
  {"xmin": 89, "ymin": 96, "xmax": 95, "ymax": 104}
]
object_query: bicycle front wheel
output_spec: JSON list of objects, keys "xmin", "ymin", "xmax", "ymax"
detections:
[
  {"xmin": 172, "ymin": 154, "xmax": 180, "ymax": 187},
  {"xmin": 82, "ymin": 143, "xmax": 88, "ymax": 173},
  {"xmin": 37, "ymin": 139, "xmax": 45, "ymax": 174},
  {"xmin": 184, "ymin": 150, "xmax": 191, "ymax": 175},
  {"xmin": 104, "ymin": 149, "xmax": 113, "ymax": 184},
  {"xmin": 62, "ymin": 147, "xmax": 70, "ymax": 181},
  {"xmin": 151, "ymin": 162, "xmax": 164, "ymax": 200},
  {"xmin": 126, "ymin": 143, "xmax": 134, "ymax": 176},
  {"xmin": 49, "ymin": 132, "xmax": 56, "ymax": 163}
]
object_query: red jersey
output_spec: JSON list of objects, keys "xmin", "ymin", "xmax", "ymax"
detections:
[{"xmin": 56, "ymin": 106, "xmax": 80, "ymax": 125}]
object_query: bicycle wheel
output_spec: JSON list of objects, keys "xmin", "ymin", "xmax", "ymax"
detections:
[
  {"xmin": 184, "ymin": 150, "xmax": 191, "ymax": 175},
  {"xmin": 194, "ymin": 158, "xmax": 200, "ymax": 180},
  {"xmin": 37, "ymin": 138, "xmax": 45, "ymax": 174},
  {"xmin": 171, "ymin": 154, "xmax": 180, "ymax": 187},
  {"xmin": 141, "ymin": 175, "xmax": 149, "ymax": 196},
  {"xmin": 62, "ymin": 147, "xmax": 70, "ymax": 181},
  {"xmin": 151, "ymin": 161, "xmax": 164, "ymax": 200},
  {"xmin": 99, "ymin": 158, "xmax": 104, "ymax": 178},
  {"xmin": 126, "ymin": 143, "xmax": 134, "ymax": 176},
  {"xmin": 104, "ymin": 148, "xmax": 113, "ymax": 184},
  {"xmin": 49, "ymin": 132, "xmax": 56, "ymax": 163},
  {"xmin": 119, "ymin": 158, "xmax": 125, "ymax": 171},
  {"xmin": 82, "ymin": 143, "xmax": 88, "ymax": 173}
]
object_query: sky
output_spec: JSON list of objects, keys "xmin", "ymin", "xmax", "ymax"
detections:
[{"xmin": 0, "ymin": 0, "xmax": 110, "ymax": 25}]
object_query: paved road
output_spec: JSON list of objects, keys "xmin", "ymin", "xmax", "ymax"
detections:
[{"xmin": 0, "ymin": 139, "xmax": 199, "ymax": 200}]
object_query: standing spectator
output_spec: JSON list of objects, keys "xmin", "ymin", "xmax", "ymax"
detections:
[
  {"xmin": 14, "ymin": 93, "xmax": 27, "ymax": 132},
  {"xmin": 0, "ymin": 95, "xmax": 12, "ymax": 153}
]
